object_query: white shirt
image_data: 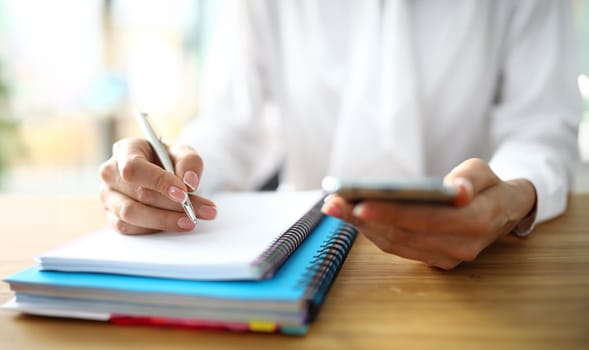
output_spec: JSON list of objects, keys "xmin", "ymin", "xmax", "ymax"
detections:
[{"xmin": 180, "ymin": 0, "xmax": 583, "ymax": 229}]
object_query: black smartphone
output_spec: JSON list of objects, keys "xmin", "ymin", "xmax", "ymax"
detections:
[{"xmin": 321, "ymin": 176, "xmax": 458, "ymax": 205}]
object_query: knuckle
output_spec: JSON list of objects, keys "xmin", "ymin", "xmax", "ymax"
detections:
[
  {"xmin": 113, "ymin": 218, "xmax": 132, "ymax": 235},
  {"xmin": 466, "ymin": 204, "xmax": 491, "ymax": 233},
  {"xmin": 98, "ymin": 159, "xmax": 115, "ymax": 183},
  {"xmin": 185, "ymin": 153, "xmax": 203, "ymax": 171},
  {"xmin": 470, "ymin": 212, "xmax": 492, "ymax": 236},
  {"xmin": 467, "ymin": 158, "xmax": 493, "ymax": 176},
  {"xmin": 118, "ymin": 202, "xmax": 136, "ymax": 223},
  {"xmin": 465, "ymin": 157, "xmax": 486, "ymax": 168},
  {"xmin": 472, "ymin": 221, "xmax": 489, "ymax": 237},
  {"xmin": 154, "ymin": 171, "xmax": 172, "ymax": 195},
  {"xmin": 120, "ymin": 155, "xmax": 143, "ymax": 182},
  {"xmin": 169, "ymin": 144, "xmax": 203, "ymax": 171},
  {"xmin": 135, "ymin": 186, "xmax": 153, "ymax": 204}
]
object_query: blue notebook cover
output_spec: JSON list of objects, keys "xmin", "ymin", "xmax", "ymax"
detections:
[{"xmin": 5, "ymin": 216, "xmax": 357, "ymax": 334}]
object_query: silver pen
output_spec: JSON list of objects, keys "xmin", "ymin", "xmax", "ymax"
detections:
[{"xmin": 134, "ymin": 111, "xmax": 198, "ymax": 224}]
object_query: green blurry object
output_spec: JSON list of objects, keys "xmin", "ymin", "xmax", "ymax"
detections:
[
  {"xmin": 0, "ymin": 62, "xmax": 22, "ymax": 182},
  {"xmin": 0, "ymin": 118, "xmax": 20, "ymax": 176}
]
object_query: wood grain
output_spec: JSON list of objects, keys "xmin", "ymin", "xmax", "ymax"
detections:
[{"xmin": 0, "ymin": 194, "xmax": 587, "ymax": 350}]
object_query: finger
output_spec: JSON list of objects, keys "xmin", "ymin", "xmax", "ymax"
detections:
[
  {"xmin": 105, "ymin": 211, "xmax": 159, "ymax": 235},
  {"xmin": 131, "ymin": 186, "xmax": 191, "ymax": 212},
  {"xmin": 191, "ymin": 195, "xmax": 218, "ymax": 220},
  {"xmin": 351, "ymin": 200, "xmax": 475, "ymax": 235},
  {"xmin": 113, "ymin": 138, "xmax": 189, "ymax": 203},
  {"xmin": 151, "ymin": 143, "xmax": 216, "ymax": 218},
  {"xmin": 101, "ymin": 162, "xmax": 217, "ymax": 221},
  {"xmin": 400, "ymin": 228, "xmax": 485, "ymax": 263},
  {"xmin": 124, "ymin": 186, "xmax": 217, "ymax": 220},
  {"xmin": 101, "ymin": 155, "xmax": 186, "ymax": 211},
  {"xmin": 355, "ymin": 221, "xmax": 462, "ymax": 269},
  {"xmin": 352, "ymin": 200, "xmax": 487, "ymax": 261},
  {"xmin": 443, "ymin": 158, "xmax": 501, "ymax": 205},
  {"xmin": 169, "ymin": 144, "xmax": 204, "ymax": 193},
  {"xmin": 324, "ymin": 194, "xmax": 467, "ymax": 269},
  {"xmin": 98, "ymin": 156, "xmax": 119, "ymax": 186},
  {"xmin": 103, "ymin": 187, "xmax": 196, "ymax": 232},
  {"xmin": 101, "ymin": 181, "xmax": 216, "ymax": 231},
  {"xmin": 321, "ymin": 194, "xmax": 359, "ymax": 225}
]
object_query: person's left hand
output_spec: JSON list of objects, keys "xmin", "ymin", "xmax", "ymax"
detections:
[{"xmin": 321, "ymin": 158, "xmax": 537, "ymax": 270}]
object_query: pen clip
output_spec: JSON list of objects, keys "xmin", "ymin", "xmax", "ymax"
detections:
[{"xmin": 183, "ymin": 199, "xmax": 198, "ymax": 224}]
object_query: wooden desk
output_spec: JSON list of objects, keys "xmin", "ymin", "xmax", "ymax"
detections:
[{"xmin": 1, "ymin": 194, "xmax": 588, "ymax": 350}]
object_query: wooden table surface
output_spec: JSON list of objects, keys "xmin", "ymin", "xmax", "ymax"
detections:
[{"xmin": 0, "ymin": 194, "xmax": 588, "ymax": 350}]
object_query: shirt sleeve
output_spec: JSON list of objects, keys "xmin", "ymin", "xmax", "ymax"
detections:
[
  {"xmin": 178, "ymin": 1, "xmax": 282, "ymax": 194},
  {"xmin": 488, "ymin": 0, "xmax": 584, "ymax": 235}
]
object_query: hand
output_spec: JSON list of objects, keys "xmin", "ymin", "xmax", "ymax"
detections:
[
  {"xmin": 99, "ymin": 138, "xmax": 217, "ymax": 234},
  {"xmin": 321, "ymin": 158, "xmax": 537, "ymax": 270}
]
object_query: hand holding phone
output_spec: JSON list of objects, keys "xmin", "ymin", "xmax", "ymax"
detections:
[{"xmin": 321, "ymin": 176, "xmax": 459, "ymax": 205}]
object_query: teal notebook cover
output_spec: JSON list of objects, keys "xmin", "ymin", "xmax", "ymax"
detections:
[{"xmin": 5, "ymin": 216, "xmax": 357, "ymax": 332}]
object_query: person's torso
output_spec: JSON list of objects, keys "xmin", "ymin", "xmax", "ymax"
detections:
[{"xmin": 253, "ymin": 0, "xmax": 512, "ymax": 189}]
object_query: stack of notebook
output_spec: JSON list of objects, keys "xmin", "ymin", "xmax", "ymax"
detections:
[{"xmin": 2, "ymin": 191, "xmax": 357, "ymax": 335}]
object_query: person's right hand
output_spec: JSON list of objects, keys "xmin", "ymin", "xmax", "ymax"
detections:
[{"xmin": 99, "ymin": 138, "xmax": 217, "ymax": 234}]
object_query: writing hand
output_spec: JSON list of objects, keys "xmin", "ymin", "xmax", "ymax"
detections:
[
  {"xmin": 321, "ymin": 158, "xmax": 536, "ymax": 269},
  {"xmin": 99, "ymin": 138, "xmax": 217, "ymax": 234}
]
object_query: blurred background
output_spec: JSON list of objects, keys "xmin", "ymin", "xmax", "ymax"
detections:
[{"xmin": 0, "ymin": 0, "xmax": 588, "ymax": 195}]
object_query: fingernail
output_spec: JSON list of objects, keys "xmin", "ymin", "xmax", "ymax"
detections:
[
  {"xmin": 454, "ymin": 177, "xmax": 473, "ymax": 196},
  {"xmin": 352, "ymin": 203, "xmax": 366, "ymax": 218},
  {"xmin": 183, "ymin": 171, "xmax": 199, "ymax": 191},
  {"xmin": 451, "ymin": 177, "xmax": 474, "ymax": 206},
  {"xmin": 198, "ymin": 205, "xmax": 217, "ymax": 220},
  {"xmin": 168, "ymin": 186, "xmax": 187, "ymax": 202},
  {"xmin": 178, "ymin": 216, "xmax": 196, "ymax": 230},
  {"xmin": 322, "ymin": 201, "xmax": 343, "ymax": 218},
  {"xmin": 323, "ymin": 194, "xmax": 335, "ymax": 203}
]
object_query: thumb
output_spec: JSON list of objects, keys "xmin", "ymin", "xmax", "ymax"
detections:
[
  {"xmin": 444, "ymin": 158, "xmax": 501, "ymax": 206},
  {"xmin": 169, "ymin": 144, "xmax": 204, "ymax": 193}
]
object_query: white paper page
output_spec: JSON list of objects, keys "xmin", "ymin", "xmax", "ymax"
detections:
[{"xmin": 38, "ymin": 191, "xmax": 323, "ymax": 280}]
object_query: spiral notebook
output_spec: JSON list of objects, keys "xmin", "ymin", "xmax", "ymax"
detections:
[
  {"xmin": 4, "ymin": 215, "xmax": 357, "ymax": 335},
  {"xmin": 37, "ymin": 191, "xmax": 326, "ymax": 280}
]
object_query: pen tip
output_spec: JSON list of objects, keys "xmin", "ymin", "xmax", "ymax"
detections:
[{"xmin": 183, "ymin": 200, "xmax": 198, "ymax": 224}]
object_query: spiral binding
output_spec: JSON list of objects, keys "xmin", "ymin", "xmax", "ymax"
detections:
[
  {"xmin": 252, "ymin": 198, "xmax": 326, "ymax": 278},
  {"xmin": 298, "ymin": 222, "xmax": 357, "ymax": 321}
]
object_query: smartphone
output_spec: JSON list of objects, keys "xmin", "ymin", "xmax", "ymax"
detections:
[{"xmin": 321, "ymin": 176, "xmax": 458, "ymax": 205}]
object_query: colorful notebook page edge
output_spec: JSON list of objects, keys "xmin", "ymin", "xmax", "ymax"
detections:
[{"xmin": 110, "ymin": 315, "xmax": 307, "ymax": 335}]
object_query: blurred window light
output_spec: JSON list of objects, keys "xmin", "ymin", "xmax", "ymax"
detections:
[
  {"xmin": 0, "ymin": 0, "xmax": 207, "ymax": 194},
  {"xmin": 1, "ymin": 0, "xmax": 103, "ymax": 117},
  {"xmin": 111, "ymin": 0, "xmax": 200, "ymax": 120}
]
